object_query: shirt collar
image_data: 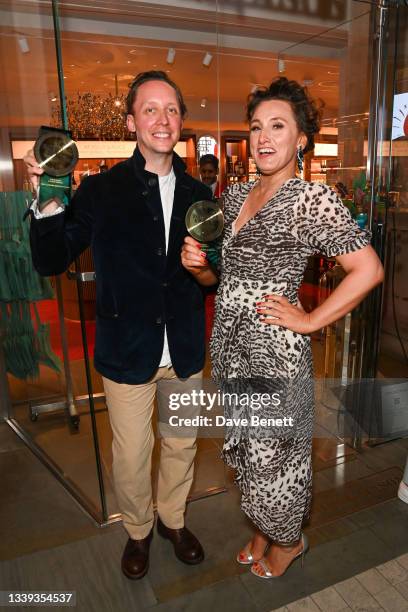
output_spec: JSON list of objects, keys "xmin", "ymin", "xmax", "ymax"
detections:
[{"xmin": 132, "ymin": 145, "xmax": 187, "ymax": 183}]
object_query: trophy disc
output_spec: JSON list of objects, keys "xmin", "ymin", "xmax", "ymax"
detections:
[
  {"xmin": 34, "ymin": 130, "xmax": 78, "ymax": 177},
  {"xmin": 185, "ymin": 200, "xmax": 224, "ymax": 242}
]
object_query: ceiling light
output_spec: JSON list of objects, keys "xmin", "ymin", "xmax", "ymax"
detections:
[
  {"xmin": 49, "ymin": 92, "xmax": 57, "ymax": 102},
  {"xmin": 318, "ymin": 81, "xmax": 337, "ymax": 88},
  {"xmin": 167, "ymin": 48, "xmax": 176, "ymax": 64},
  {"xmin": 200, "ymin": 98, "xmax": 207, "ymax": 108},
  {"xmin": 129, "ymin": 49, "xmax": 144, "ymax": 55},
  {"xmin": 278, "ymin": 57, "xmax": 285, "ymax": 73},
  {"xmin": 113, "ymin": 74, "xmax": 122, "ymax": 108},
  {"xmin": 127, "ymin": 60, "xmax": 131, "ymax": 64},
  {"xmin": 17, "ymin": 37, "xmax": 30, "ymax": 54},
  {"xmin": 202, "ymin": 52, "xmax": 213, "ymax": 67}
]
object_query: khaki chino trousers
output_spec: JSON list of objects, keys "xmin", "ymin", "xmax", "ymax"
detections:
[{"xmin": 103, "ymin": 366, "xmax": 202, "ymax": 540}]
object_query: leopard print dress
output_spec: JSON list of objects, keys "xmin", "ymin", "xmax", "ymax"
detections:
[{"xmin": 210, "ymin": 178, "xmax": 371, "ymax": 544}]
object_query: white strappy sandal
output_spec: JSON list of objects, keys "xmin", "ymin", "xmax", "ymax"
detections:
[{"xmin": 250, "ymin": 533, "xmax": 309, "ymax": 579}]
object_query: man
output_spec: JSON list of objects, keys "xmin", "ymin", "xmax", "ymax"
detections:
[
  {"xmin": 24, "ymin": 71, "xmax": 213, "ymax": 580},
  {"xmin": 199, "ymin": 153, "xmax": 220, "ymax": 197}
]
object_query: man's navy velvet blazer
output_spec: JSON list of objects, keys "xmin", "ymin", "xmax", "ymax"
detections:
[{"xmin": 29, "ymin": 147, "xmax": 213, "ymax": 384}]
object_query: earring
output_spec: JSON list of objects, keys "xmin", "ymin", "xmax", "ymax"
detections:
[{"xmin": 297, "ymin": 145, "xmax": 304, "ymax": 173}]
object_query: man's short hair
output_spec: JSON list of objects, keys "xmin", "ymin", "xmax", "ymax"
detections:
[
  {"xmin": 126, "ymin": 70, "xmax": 187, "ymax": 118},
  {"xmin": 199, "ymin": 154, "xmax": 219, "ymax": 171}
]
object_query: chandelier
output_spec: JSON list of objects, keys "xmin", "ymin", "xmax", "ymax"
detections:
[{"xmin": 51, "ymin": 75, "xmax": 131, "ymax": 140}]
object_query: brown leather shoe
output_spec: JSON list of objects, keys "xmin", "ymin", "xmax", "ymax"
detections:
[
  {"xmin": 121, "ymin": 529, "xmax": 153, "ymax": 580},
  {"xmin": 157, "ymin": 516, "xmax": 204, "ymax": 565}
]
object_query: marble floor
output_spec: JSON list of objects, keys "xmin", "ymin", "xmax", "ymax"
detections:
[{"xmin": 273, "ymin": 553, "xmax": 408, "ymax": 612}]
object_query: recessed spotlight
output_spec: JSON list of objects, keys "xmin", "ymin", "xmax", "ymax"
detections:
[
  {"xmin": 202, "ymin": 52, "xmax": 213, "ymax": 67},
  {"xmin": 278, "ymin": 57, "xmax": 285, "ymax": 73},
  {"xmin": 63, "ymin": 76, "xmax": 67, "ymax": 79},
  {"xmin": 200, "ymin": 98, "xmax": 207, "ymax": 108},
  {"xmin": 96, "ymin": 60, "xmax": 101, "ymax": 64},
  {"xmin": 166, "ymin": 48, "xmax": 176, "ymax": 64},
  {"xmin": 127, "ymin": 60, "xmax": 131, "ymax": 64},
  {"xmin": 17, "ymin": 37, "xmax": 30, "ymax": 54},
  {"xmin": 70, "ymin": 64, "xmax": 75, "ymax": 67},
  {"xmin": 318, "ymin": 80, "xmax": 337, "ymax": 88}
]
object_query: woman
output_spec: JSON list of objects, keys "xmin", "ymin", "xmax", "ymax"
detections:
[{"xmin": 181, "ymin": 77, "xmax": 383, "ymax": 579}]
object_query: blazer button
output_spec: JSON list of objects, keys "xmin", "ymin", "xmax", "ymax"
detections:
[
  {"xmin": 148, "ymin": 178, "xmax": 157, "ymax": 187},
  {"xmin": 153, "ymin": 215, "xmax": 159, "ymax": 221},
  {"xmin": 157, "ymin": 247, "xmax": 163, "ymax": 256},
  {"xmin": 162, "ymin": 281, "xmax": 169, "ymax": 287},
  {"xmin": 142, "ymin": 190, "xmax": 148, "ymax": 196},
  {"xmin": 156, "ymin": 316, "xmax": 162, "ymax": 325}
]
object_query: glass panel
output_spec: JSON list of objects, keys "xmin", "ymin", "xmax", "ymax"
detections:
[
  {"xmin": 372, "ymin": 4, "xmax": 408, "ymax": 451},
  {"xmin": 213, "ymin": 1, "xmax": 400, "ymax": 505},
  {"xmin": 54, "ymin": 1, "xmax": 224, "ymax": 519},
  {"xmin": 3, "ymin": 0, "xmax": 405, "ymax": 529},
  {"xmin": 0, "ymin": 0, "xmax": 104, "ymax": 521}
]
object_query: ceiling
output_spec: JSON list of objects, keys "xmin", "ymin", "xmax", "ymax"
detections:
[
  {"xmin": 0, "ymin": 28, "xmax": 340, "ymax": 132},
  {"xmin": 0, "ymin": 0, "xmax": 356, "ymax": 133}
]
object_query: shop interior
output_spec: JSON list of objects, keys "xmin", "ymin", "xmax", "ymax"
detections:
[{"xmin": 1, "ymin": 0, "xmax": 407, "ymax": 531}]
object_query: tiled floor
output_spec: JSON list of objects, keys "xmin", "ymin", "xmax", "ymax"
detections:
[
  {"xmin": 1, "ymin": 423, "xmax": 408, "ymax": 612},
  {"xmin": 273, "ymin": 553, "xmax": 408, "ymax": 611}
]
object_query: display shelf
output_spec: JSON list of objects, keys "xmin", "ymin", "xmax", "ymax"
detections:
[{"xmin": 221, "ymin": 134, "xmax": 249, "ymax": 189}]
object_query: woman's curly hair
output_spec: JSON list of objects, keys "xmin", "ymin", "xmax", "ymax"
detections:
[{"xmin": 246, "ymin": 77, "xmax": 323, "ymax": 154}]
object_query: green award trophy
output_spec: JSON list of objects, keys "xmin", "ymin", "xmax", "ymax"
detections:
[
  {"xmin": 34, "ymin": 126, "xmax": 78, "ymax": 211},
  {"xmin": 185, "ymin": 200, "xmax": 224, "ymax": 243},
  {"xmin": 185, "ymin": 200, "xmax": 224, "ymax": 266}
]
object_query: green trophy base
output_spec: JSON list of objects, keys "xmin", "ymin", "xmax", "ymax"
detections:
[{"xmin": 38, "ymin": 173, "xmax": 71, "ymax": 210}]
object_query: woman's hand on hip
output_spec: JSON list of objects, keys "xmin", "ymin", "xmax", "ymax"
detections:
[{"xmin": 256, "ymin": 294, "xmax": 314, "ymax": 334}]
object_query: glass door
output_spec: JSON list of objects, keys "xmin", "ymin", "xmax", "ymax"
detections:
[
  {"xmin": 0, "ymin": 0, "xmax": 226, "ymax": 526},
  {"xmin": 0, "ymin": 0, "xmax": 108, "ymax": 524},
  {"xmin": 366, "ymin": 2, "xmax": 408, "ymax": 445}
]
